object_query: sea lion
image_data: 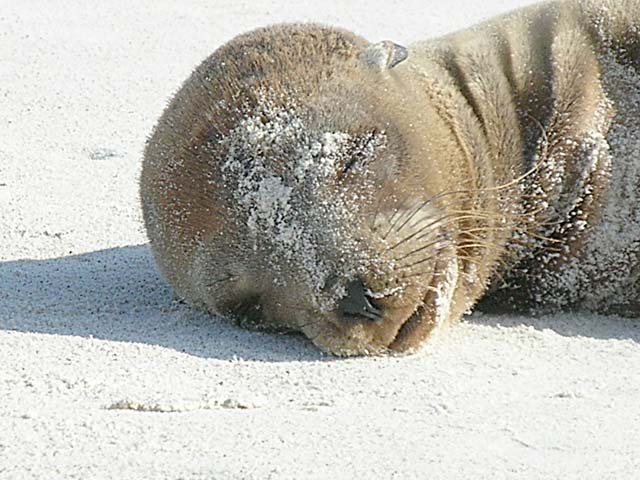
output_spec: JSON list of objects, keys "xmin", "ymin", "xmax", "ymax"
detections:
[{"xmin": 141, "ymin": 0, "xmax": 640, "ymax": 356}]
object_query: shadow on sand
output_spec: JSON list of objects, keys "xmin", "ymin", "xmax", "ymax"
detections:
[
  {"xmin": 2, "ymin": 245, "xmax": 637, "ymax": 362},
  {"xmin": 470, "ymin": 309, "xmax": 640, "ymax": 343},
  {"xmin": 0, "ymin": 245, "xmax": 327, "ymax": 362}
]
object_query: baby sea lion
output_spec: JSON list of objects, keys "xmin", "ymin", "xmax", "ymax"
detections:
[{"xmin": 141, "ymin": 0, "xmax": 640, "ymax": 356}]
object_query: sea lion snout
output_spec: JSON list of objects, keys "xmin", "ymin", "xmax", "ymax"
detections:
[{"xmin": 337, "ymin": 279, "xmax": 385, "ymax": 322}]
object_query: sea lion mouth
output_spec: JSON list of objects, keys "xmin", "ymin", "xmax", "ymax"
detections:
[
  {"xmin": 387, "ymin": 299, "xmax": 434, "ymax": 352},
  {"xmin": 388, "ymin": 255, "xmax": 459, "ymax": 353}
]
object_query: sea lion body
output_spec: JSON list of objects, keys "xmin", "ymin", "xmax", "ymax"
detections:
[
  {"xmin": 141, "ymin": 0, "xmax": 640, "ymax": 355},
  {"xmin": 414, "ymin": 0, "xmax": 640, "ymax": 314}
]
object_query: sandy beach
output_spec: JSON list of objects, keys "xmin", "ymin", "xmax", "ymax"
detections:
[{"xmin": 1, "ymin": 1, "xmax": 639, "ymax": 478}]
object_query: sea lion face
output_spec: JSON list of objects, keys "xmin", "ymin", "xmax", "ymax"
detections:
[
  {"xmin": 201, "ymin": 89, "xmax": 458, "ymax": 356},
  {"xmin": 145, "ymin": 25, "xmax": 462, "ymax": 356}
]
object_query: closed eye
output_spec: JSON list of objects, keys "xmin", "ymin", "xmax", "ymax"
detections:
[
  {"xmin": 340, "ymin": 128, "xmax": 383, "ymax": 176},
  {"xmin": 341, "ymin": 156, "xmax": 359, "ymax": 174}
]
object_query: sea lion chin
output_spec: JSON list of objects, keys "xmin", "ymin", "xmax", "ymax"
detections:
[{"xmin": 141, "ymin": 1, "xmax": 640, "ymax": 356}]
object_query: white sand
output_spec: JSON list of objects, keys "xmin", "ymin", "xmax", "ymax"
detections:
[{"xmin": 1, "ymin": 1, "xmax": 639, "ymax": 478}]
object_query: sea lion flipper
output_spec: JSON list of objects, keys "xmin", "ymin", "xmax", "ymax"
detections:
[{"xmin": 359, "ymin": 40, "xmax": 408, "ymax": 70}]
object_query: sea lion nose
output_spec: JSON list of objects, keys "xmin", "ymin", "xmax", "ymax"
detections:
[{"xmin": 338, "ymin": 279, "xmax": 384, "ymax": 322}]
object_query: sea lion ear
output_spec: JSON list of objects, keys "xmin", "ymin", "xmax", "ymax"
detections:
[{"xmin": 359, "ymin": 41, "xmax": 408, "ymax": 70}]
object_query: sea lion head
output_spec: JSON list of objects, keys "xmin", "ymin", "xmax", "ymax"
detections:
[{"xmin": 147, "ymin": 24, "xmax": 469, "ymax": 356}]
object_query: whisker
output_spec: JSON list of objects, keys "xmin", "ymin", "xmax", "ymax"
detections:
[
  {"xmin": 386, "ymin": 210, "xmax": 489, "ymax": 252},
  {"xmin": 456, "ymin": 241, "xmax": 505, "ymax": 253},
  {"xmin": 393, "ymin": 197, "xmax": 438, "ymax": 234},
  {"xmin": 390, "ymin": 151, "xmax": 546, "ymax": 223},
  {"xmin": 395, "ymin": 250, "xmax": 443, "ymax": 271},
  {"xmin": 405, "ymin": 213, "xmax": 496, "ymax": 247},
  {"xmin": 395, "ymin": 234, "xmax": 451, "ymax": 262},
  {"xmin": 455, "ymin": 249, "xmax": 513, "ymax": 269},
  {"xmin": 381, "ymin": 206, "xmax": 405, "ymax": 240}
]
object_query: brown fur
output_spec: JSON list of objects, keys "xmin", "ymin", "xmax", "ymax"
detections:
[{"xmin": 141, "ymin": 0, "xmax": 640, "ymax": 355}]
